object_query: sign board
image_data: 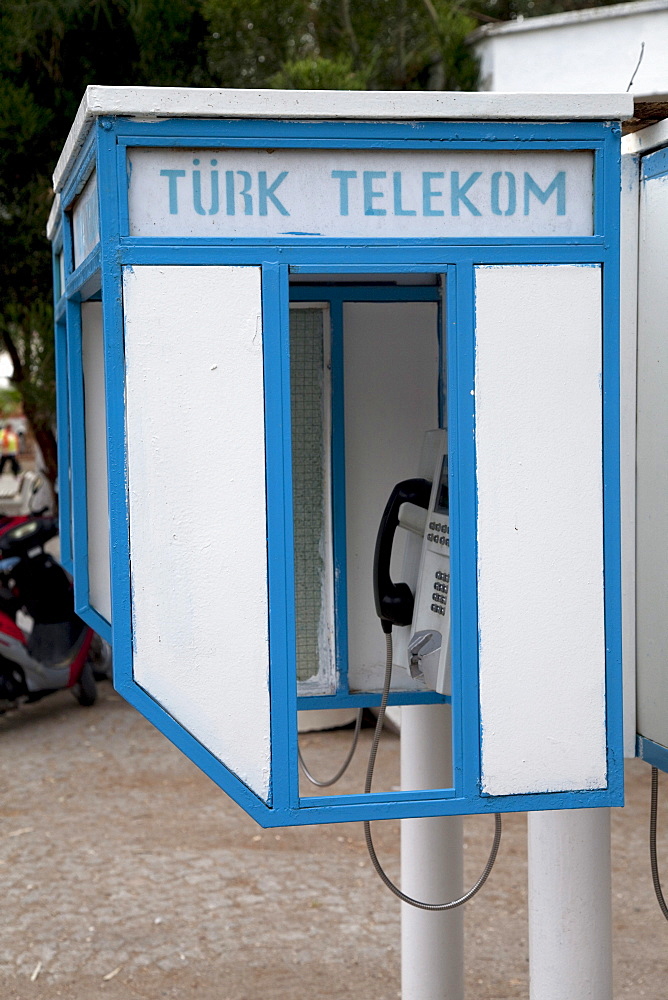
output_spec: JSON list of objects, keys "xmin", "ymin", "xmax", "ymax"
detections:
[{"xmin": 128, "ymin": 148, "xmax": 594, "ymax": 239}]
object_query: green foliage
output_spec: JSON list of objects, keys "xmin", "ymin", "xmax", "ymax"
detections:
[
  {"xmin": 203, "ymin": 0, "xmax": 309, "ymax": 87},
  {"xmin": 308, "ymin": 0, "xmax": 479, "ymax": 91},
  {"xmin": 4, "ymin": 298, "xmax": 56, "ymax": 429},
  {"xmin": 204, "ymin": 0, "xmax": 480, "ymax": 91},
  {"xmin": 271, "ymin": 55, "xmax": 366, "ymax": 90},
  {"xmin": 0, "ymin": 386, "xmax": 23, "ymax": 420}
]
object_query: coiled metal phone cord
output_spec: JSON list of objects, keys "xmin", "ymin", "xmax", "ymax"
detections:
[
  {"xmin": 650, "ymin": 766, "xmax": 668, "ymax": 921},
  {"xmin": 363, "ymin": 631, "xmax": 502, "ymax": 911},
  {"xmin": 298, "ymin": 709, "xmax": 363, "ymax": 788}
]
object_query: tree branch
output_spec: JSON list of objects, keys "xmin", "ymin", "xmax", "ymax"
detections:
[{"xmin": 340, "ymin": 0, "xmax": 360, "ymax": 67}]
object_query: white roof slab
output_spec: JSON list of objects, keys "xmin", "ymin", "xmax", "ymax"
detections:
[{"xmin": 53, "ymin": 85, "xmax": 634, "ymax": 192}]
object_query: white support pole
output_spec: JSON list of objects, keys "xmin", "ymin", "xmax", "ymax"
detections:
[
  {"xmin": 401, "ymin": 704, "xmax": 464, "ymax": 1000},
  {"xmin": 528, "ymin": 808, "xmax": 612, "ymax": 1000}
]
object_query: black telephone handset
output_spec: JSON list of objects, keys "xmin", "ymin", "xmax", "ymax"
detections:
[{"xmin": 373, "ymin": 478, "xmax": 432, "ymax": 633}]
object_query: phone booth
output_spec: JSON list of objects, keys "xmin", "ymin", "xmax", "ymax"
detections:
[
  {"xmin": 48, "ymin": 87, "xmax": 630, "ymax": 826},
  {"xmin": 625, "ymin": 112, "xmax": 668, "ymax": 775}
]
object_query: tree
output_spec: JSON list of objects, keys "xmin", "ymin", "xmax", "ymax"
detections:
[
  {"xmin": 0, "ymin": 0, "xmax": 214, "ymax": 489},
  {"xmin": 204, "ymin": 0, "xmax": 480, "ymax": 92}
]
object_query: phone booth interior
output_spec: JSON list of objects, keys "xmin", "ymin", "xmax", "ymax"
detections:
[{"xmin": 48, "ymin": 87, "xmax": 629, "ymax": 828}]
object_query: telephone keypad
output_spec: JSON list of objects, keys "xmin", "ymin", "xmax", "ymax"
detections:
[{"xmin": 429, "ymin": 521, "xmax": 451, "ymax": 532}]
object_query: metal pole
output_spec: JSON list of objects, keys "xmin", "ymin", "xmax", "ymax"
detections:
[
  {"xmin": 401, "ymin": 704, "xmax": 464, "ymax": 1000},
  {"xmin": 528, "ymin": 808, "xmax": 612, "ymax": 1000}
]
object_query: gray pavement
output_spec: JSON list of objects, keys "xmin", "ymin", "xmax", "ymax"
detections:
[{"xmin": 0, "ymin": 684, "xmax": 666, "ymax": 999}]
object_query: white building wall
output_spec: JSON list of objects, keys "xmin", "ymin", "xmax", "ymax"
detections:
[{"xmin": 471, "ymin": 0, "xmax": 668, "ymax": 94}]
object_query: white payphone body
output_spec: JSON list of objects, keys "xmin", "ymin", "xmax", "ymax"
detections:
[
  {"xmin": 405, "ymin": 432, "xmax": 451, "ymax": 696},
  {"xmin": 380, "ymin": 429, "xmax": 451, "ymax": 697}
]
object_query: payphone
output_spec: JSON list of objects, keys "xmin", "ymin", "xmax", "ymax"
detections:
[
  {"xmin": 48, "ymin": 86, "xmax": 630, "ymax": 829},
  {"xmin": 374, "ymin": 429, "xmax": 451, "ymax": 695}
]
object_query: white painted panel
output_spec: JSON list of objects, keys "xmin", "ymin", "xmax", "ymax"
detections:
[
  {"xmin": 123, "ymin": 265, "xmax": 270, "ymax": 800},
  {"xmin": 128, "ymin": 148, "xmax": 594, "ymax": 240},
  {"xmin": 81, "ymin": 301, "xmax": 111, "ymax": 622},
  {"xmin": 343, "ymin": 301, "xmax": 439, "ymax": 693},
  {"xmin": 475, "ymin": 264, "xmax": 606, "ymax": 795},
  {"xmin": 636, "ymin": 165, "xmax": 668, "ymax": 751},
  {"xmin": 72, "ymin": 172, "xmax": 99, "ymax": 267}
]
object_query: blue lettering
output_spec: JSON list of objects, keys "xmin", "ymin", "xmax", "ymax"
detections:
[
  {"xmin": 524, "ymin": 171, "xmax": 566, "ymax": 216},
  {"xmin": 160, "ymin": 169, "xmax": 186, "ymax": 214},
  {"xmin": 393, "ymin": 172, "xmax": 416, "ymax": 216},
  {"xmin": 237, "ymin": 171, "xmax": 253, "ymax": 215},
  {"xmin": 209, "ymin": 160, "xmax": 219, "ymax": 216},
  {"xmin": 451, "ymin": 172, "xmax": 482, "ymax": 216},
  {"xmin": 192, "ymin": 159, "xmax": 205, "ymax": 216},
  {"xmin": 423, "ymin": 172, "xmax": 445, "ymax": 216},
  {"xmin": 225, "ymin": 170, "xmax": 235, "ymax": 215},
  {"xmin": 192, "ymin": 159, "xmax": 220, "ymax": 216},
  {"xmin": 258, "ymin": 171, "xmax": 289, "ymax": 216},
  {"xmin": 331, "ymin": 170, "xmax": 357, "ymax": 216},
  {"xmin": 491, "ymin": 171, "xmax": 516, "ymax": 217},
  {"xmin": 363, "ymin": 171, "xmax": 386, "ymax": 216}
]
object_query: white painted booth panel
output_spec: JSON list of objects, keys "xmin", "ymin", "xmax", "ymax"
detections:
[
  {"xmin": 72, "ymin": 171, "xmax": 100, "ymax": 267},
  {"xmin": 636, "ymin": 167, "xmax": 668, "ymax": 751},
  {"xmin": 123, "ymin": 265, "xmax": 271, "ymax": 801},
  {"xmin": 475, "ymin": 264, "xmax": 606, "ymax": 795},
  {"xmin": 81, "ymin": 301, "xmax": 112, "ymax": 622},
  {"xmin": 343, "ymin": 301, "xmax": 440, "ymax": 693}
]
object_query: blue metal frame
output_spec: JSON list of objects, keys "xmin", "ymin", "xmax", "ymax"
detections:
[
  {"xmin": 51, "ymin": 225, "xmax": 75, "ymax": 576},
  {"xmin": 64, "ymin": 292, "xmax": 112, "ymax": 644},
  {"xmin": 641, "ymin": 144, "xmax": 668, "ymax": 181},
  {"xmin": 289, "ymin": 282, "xmax": 447, "ymax": 712},
  {"xmin": 633, "ymin": 143, "xmax": 668, "ymax": 774},
  {"xmin": 637, "ymin": 735, "xmax": 668, "ymax": 774},
  {"xmin": 54, "ymin": 316, "xmax": 73, "ymax": 575},
  {"xmin": 62, "ymin": 270, "xmax": 112, "ymax": 642},
  {"xmin": 53, "ymin": 129, "xmax": 113, "ymax": 641},
  {"xmin": 47, "ymin": 113, "xmax": 624, "ymax": 826}
]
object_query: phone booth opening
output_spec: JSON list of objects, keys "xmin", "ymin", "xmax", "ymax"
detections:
[{"xmin": 48, "ymin": 87, "xmax": 630, "ymax": 826}]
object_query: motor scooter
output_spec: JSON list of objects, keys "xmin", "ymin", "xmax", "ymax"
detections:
[{"xmin": 0, "ymin": 515, "xmax": 109, "ymax": 712}]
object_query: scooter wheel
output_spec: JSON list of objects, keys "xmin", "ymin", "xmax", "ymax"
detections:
[
  {"xmin": 73, "ymin": 661, "xmax": 97, "ymax": 707},
  {"xmin": 89, "ymin": 636, "xmax": 112, "ymax": 682}
]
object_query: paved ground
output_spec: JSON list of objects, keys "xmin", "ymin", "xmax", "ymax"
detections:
[{"xmin": 0, "ymin": 684, "xmax": 667, "ymax": 999}]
